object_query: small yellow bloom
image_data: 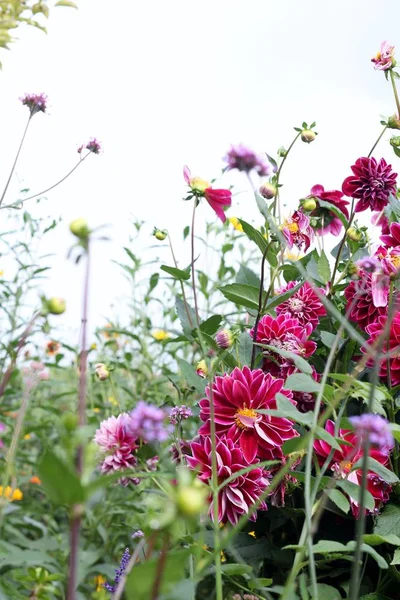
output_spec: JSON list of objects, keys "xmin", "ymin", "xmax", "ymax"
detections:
[
  {"xmin": 196, "ymin": 360, "xmax": 208, "ymax": 378},
  {"xmin": 91, "ymin": 343, "xmax": 97, "ymax": 350},
  {"xmin": 0, "ymin": 486, "xmax": 23, "ymax": 501},
  {"xmin": 107, "ymin": 396, "xmax": 118, "ymax": 406},
  {"xmin": 220, "ymin": 550, "xmax": 227, "ymax": 562},
  {"xmin": 93, "ymin": 408, "xmax": 101, "ymax": 413},
  {"xmin": 229, "ymin": 217, "xmax": 243, "ymax": 232},
  {"xmin": 24, "ymin": 433, "xmax": 31, "ymax": 440},
  {"xmin": 0, "ymin": 270, "xmax": 4, "ymax": 277},
  {"xmin": 152, "ymin": 329, "xmax": 170, "ymax": 341},
  {"xmin": 284, "ymin": 250, "xmax": 303, "ymax": 262},
  {"xmin": 94, "ymin": 575, "xmax": 106, "ymax": 592},
  {"xmin": 102, "ymin": 324, "xmax": 119, "ymax": 339},
  {"xmin": 248, "ymin": 530, "xmax": 256, "ymax": 538}
]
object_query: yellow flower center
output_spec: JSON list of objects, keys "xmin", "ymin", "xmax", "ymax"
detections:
[
  {"xmin": 286, "ymin": 222, "xmax": 299, "ymax": 233},
  {"xmin": 340, "ymin": 460, "xmax": 353, "ymax": 474},
  {"xmin": 392, "ymin": 255, "xmax": 400, "ymax": 269},
  {"xmin": 190, "ymin": 176, "xmax": 210, "ymax": 193},
  {"xmin": 235, "ymin": 406, "xmax": 258, "ymax": 430}
]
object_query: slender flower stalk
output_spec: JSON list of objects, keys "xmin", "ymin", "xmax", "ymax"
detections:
[
  {"xmin": 250, "ymin": 242, "xmax": 274, "ymax": 369},
  {"xmin": 168, "ymin": 234, "xmax": 193, "ymax": 328},
  {"xmin": 367, "ymin": 125, "xmax": 388, "ymax": 158},
  {"xmin": 190, "ymin": 201, "xmax": 200, "ymax": 327},
  {"xmin": 274, "ymin": 132, "xmax": 301, "ymax": 221},
  {"xmin": 390, "ymin": 69, "xmax": 400, "ymax": 118},
  {"xmin": 0, "ymin": 116, "xmax": 31, "ymax": 207}
]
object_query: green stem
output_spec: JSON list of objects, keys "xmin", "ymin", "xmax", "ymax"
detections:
[
  {"xmin": 274, "ymin": 132, "xmax": 301, "ymax": 222},
  {"xmin": 328, "ymin": 199, "xmax": 355, "ymax": 296},
  {"xmin": 390, "ymin": 70, "xmax": 400, "ymax": 117},
  {"xmin": 367, "ymin": 125, "xmax": 388, "ymax": 158},
  {"xmin": 190, "ymin": 201, "xmax": 200, "ymax": 327},
  {"xmin": 0, "ymin": 116, "xmax": 31, "ymax": 207}
]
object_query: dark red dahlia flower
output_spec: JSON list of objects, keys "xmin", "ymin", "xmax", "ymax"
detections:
[
  {"xmin": 314, "ymin": 420, "xmax": 393, "ymax": 517},
  {"xmin": 198, "ymin": 366, "xmax": 298, "ymax": 463},
  {"xmin": 344, "ymin": 271, "xmax": 388, "ymax": 331},
  {"xmin": 363, "ymin": 311, "xmax": 400, "ymax": 387},
  {"xmin": 275, "ymin": 281, "xmax": 326, "ymax": 330},
  {"xmin": 308, "ymin": 184, "xmax": 350, "ymax": 236},
  {"xmin": 186, "ymin": 435, "xmax": 269, "ymax": 524},
  {"xmin": 380, "ymin": 222, "xmax": 400, "ymax": 247},
  {"xmin": 342, "ymin": 157, "xmax": 397, "ymax": 213}
]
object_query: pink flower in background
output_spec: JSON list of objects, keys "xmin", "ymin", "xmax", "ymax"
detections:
[
  {"xmin": 169, "ymin": 405, "xmax": 192, "ymax": 425},
  {"xmin": 94, "ymin": 413, "xmax": 139, "ymax": 474},
  {"xmin": 183, "ymin": 165, "xmax": 232, "ymax": 222},
  {"xmin": 20, "ymin": 93, "xmax": 48, "ymax": 116},
  {"xmin": 314, "ymin": 420, "xmax": 393, "ymax": 517},
  {"xmin": 187, "ymin": 435, "xmax": 269, "ymax": 524},
  {"xmin": 342, "ymin": 157, "xmax": 397, "ymax": 212},
  {"xmin": 372, "ymin": 211, "xmax": 390, "ymax": 235},
  {"xmin": 307, "ymin": 185, "xmax": 350, "ymax": 236},
  {"xmin": 199, "ymin": 366, "xmax": 297, "ymax": 463},
  {"xmin": 129, "ymin": 401, "xmax": 170, "ymax": 443},
  {"xmin": 363, "ymin": 312, "xmax": 400, "ymax": 387},
  {"xmin": 281, "ymin": 210, "xmax": 313, "ymax": 251},
  {"xmin": 250, "ymin": 313, "xmax": 316, "ymax": 378},
  {"xmin": 344, "ymin": 271, "xmax": 388, "ymax": 329},
  {"xmin": 375, "ymin": 245, "xmax": 400, "ymax": 276},
  {"xmin": 380, "ymin": 222, "xmax": 400, "ymax": 247},
  {"xmin": 371, "ymin": 41, "xmax": 395, "ymax": 71},
  {"xmin": 224, "ymin": 144, "xmax": 271, "ymax": 176},
  {"xmin": 275, "ymin": 281, "xmax": 326, "ymax": 330}
]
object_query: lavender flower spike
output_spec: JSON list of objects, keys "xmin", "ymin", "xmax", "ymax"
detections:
[{"xmin": 104, "ymin": 547, "xmax": 130, "ymax": 593}]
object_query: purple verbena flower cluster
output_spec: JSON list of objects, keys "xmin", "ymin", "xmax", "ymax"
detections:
[
  {"xmin": 78, "ymin": 137, "xmax": 102, "ymax": 155},
  {"xmin": 129, "ymin": 401, "xmax": 170, "ymax": 442},
  {"xmin": 169, "ymin": 405, "xmax": 192, "ymax": 425},
  {"xmin": 224, "ymin": 143, "xmax": 271, "ymax": 176},
  {"xmin": 349, "ymin": 414, "xmax": 394, "ymax": 451},
  {"xmin": 20, "ymin": 93, "xmax": 48, "ymax": 116}
]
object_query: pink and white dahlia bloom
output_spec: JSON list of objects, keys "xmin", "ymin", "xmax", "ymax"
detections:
[
  {"xmin": 344, "ymin": 271, "xmax": 388, "ymax": 330},
  {"xmin": 94, "ymin": 413, "xmax": 138, "ymax": 473},
  {"xmin": 307, "ymin": 184, "xmax": 350, "ymax": 236},
  {"xmin": 371, "ymin": 41, "xmax": 395, "ymax": 71},
  {"xmin": 281, "ymin": 210, "xmax": 314, "ymax": 251},
  {"xmin": 198, "ymin": 366, "xmax": 298, "ymax": 462},
  {"xmin": 187, "ymin": 435, "xmax": 269, "ymax": 524},
  {"xmin": 275, "ymin": 281, "xmax": 326, "ymax": 330}
]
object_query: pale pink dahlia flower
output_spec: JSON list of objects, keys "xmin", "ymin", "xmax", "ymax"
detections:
[{"xmin": 94, "ymin": 413, "xmax": 138, "ymax": 473}]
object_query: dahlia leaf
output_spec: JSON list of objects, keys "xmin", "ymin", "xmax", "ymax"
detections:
[
  {"xmin": 317, "ymin": 199, "xmax": 348, "ymax": 229},
  {"xmin": 352, "ymin": 457, "xmax": 399, "ymax": 484},
  {"xmin": 307, "ymin": 583, "xmax": 342, "ymax": 600},
  {"xmin": 176, "ymin": 358, "xmax": 206, "ymax": 395},
  {"xmin": 283, "ymin": 435, "xmax": 309, "ymax": 454},
  {"xmin": 374, "ymin": 503, "xmax": 400, "ymax": 537},
  {"xmin": 312, "ymin": 540, "xmax": 348, "ymax": 554},
  {"xmin": 391, "ymin": 548, "xmax": 400, "ymax": 565},
  {"xmin": 175, "ymin": 295, "xmax": 196, "ymax": 337},
  {"xmin": 238, "ymin": 219, "xmax": 268, "ymax": 254},
  {"xmin": 314, "ymin": 426, "xmax": 342, "ymax": 451},
  {"xmin": 265, "ymin": 281, "xmax": 302, "ymax": 312},
  {"xmin": 38, "ymin": 450, "xmax": 85, "ymax": 505},
  {"xmin": 346, "ymin": 542, "xmax": 388, "ymax": 569},
  {"xmin": 198, "ymin": 314, "xmax": 222, "ymax": 336},
  {"xmin": 238, "ymin": 331, "xmax": 253, "ymax": 367},
  {"xmin": 220, "ymin": 563, "xmax": 253, "ymax": 575},
  {"xmin": 219, "ymin": 283, "xmax": 265, "ymax": 311},
  {"xmin": 363, "ymin": 533, "xmax": 400, "ymax": 546},
  {"xmin": 266, "ymin": 392, "xmax": 314, "ymax": 426},
  {"xmin": 55, "ymin": 0, "xmax": 78, "ymax": 7},
  {"xmin": 326, "ymin": 489, "xmax": 350, "ymax": 514},
  {"xmin": 317, "ymin": 250, "xmax": 331, "ymax": 284},
  {"xmin": 236, "ymin": 264, "xmax": 261, "ymax": 288},
  {"xmin": 285, "ymin": 373, "xmax": 321, "ymax": 393},
  {"xmin": 336, "ymin": 480, "xmax": 375, "ymax": 512},
  {"xmin": 160, "ymin": 264, "xmax": 191, "ymax": 280}
]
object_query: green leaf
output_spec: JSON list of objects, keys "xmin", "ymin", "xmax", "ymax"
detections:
[
  {"xmin": 312, "ymin": 540, "xmax": 348, "ymax": 554},
  {"xmin": 317, "ymin": 250, "xmax": 331, "ymax": 284},
  {"xmin": 260, "ymin": 392, "xmax": 314, "ymax": 426},
  {"xmin": 259, "ymin": 344, "xmax": 313, "ymax": 374},
  {"xmin": 308, "ymin": 584, "xmax": 342, "ymax": 600},
  {"xmin": 55, "ymin": 0, "xmax": 78, "ymax": 6},
  {"xmin": 314, "ymin": 426, "xmax": 342, "ymax": 451},
  {"xmin": 220, "ymin": 563, "xmax": 253, "ymax": 575},
  {"xmin": 238, "ymin": 331, "xmax": 253, "ymax": 367},
  {"xmin": 317, "ymin": 198, "xmax": 349, "ymax": 229},
  {"xmin": 175, "ymin": 295, "xmax": 196, "ymax": 337},
  {"xmin": 320, "ymin": 331, "xmax": 337, "ymax": 348},
  {"xmin": 363, "ymin": 533, "xmax": 400, "ymax": 546},
  {"xmin": 238, "ymin": 219, "xmax": 267, "ymax": 254},
  {"xmin": 374, "ymin": 503, "xmax": 400, "ymax": 537},
  {"xmin": 219, "ymin": 283, "xmax": 264, "ymax": 311},
  {"xmin": 236, "ymin": 264, "xmax": 261, "ymax": 288},
  {"xmin": 285, "ymin": 373, "xmax": 320, "ymax": 393},
  {"xmin": 264, "ymin": 281, "xmax": 303, "ymax": 312},
  {"xmin": 199, "ymin": 315, "xmax": 222, "ymax": 336},
  {"xmin": 346, "ymin": 542, "xmax": 388, "ymax": 569},
  {"xmin": 326, "ymin": 489, "xmax": 350, "ymax": 514},
  {"xmin": 336, "ymin": 480, "xmax": 375, "ymax": 512},
  {"xmin": 352, "ymin": 457, "xmax": 399, "ymax": 484},
  {"xmin": 38, "ymin": 450, "xmax": 85, "ymax": 505},
  {"xmin": 160, "ymin": 264, "xmax": 191, "ymax": 280},
  {"xmin": 391, "ymin": 548, "xmax": 400, "ymax": 565},
  {"xmin": 125, "ymin": 549, "xmax": 190, "ymax": 600},
  {"xmin": 176, "ymin": 358, "xmax": 206, "ymax": 395},
  {"xmin": 282, "ymin": 435, "xmax": 309, "ymax": 454}
]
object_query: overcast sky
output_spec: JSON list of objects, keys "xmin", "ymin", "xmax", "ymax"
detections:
[{"xmin": 1, "ymin": 0, "xmax": 399, "ymax": 342}]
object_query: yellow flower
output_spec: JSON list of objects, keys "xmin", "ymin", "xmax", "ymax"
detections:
[
  {"xmin": 94, "ymin": 575, "xmax": 106, "ymax": 592},
  {"xmin": 0, "ymin": 270, "xmax": 4, "ymax": 277},
  {"xmin": 102, "ymin": 324, "xmax": 119, "ymax": 339},
  {"xmin": 196, "ymin": 360, "xmax": 208, "ymax": 378},
  {"xmin": 284, "ymin": 250, "xmax": 304, "ymax": 262},
  {"xmin": 248, "ymin": 530, "xmax": 256, "ymax": 538},
  {"xmin": 91, "ymin": 343, "xmax": 97, "ymax": 350},
  {"xmin": 152, "ymin": 329, "xmax": 170, "ymax": 341},
  {"xmin": 107, "ymin": 396, "xmax": 118, "ymax": 406},
  {"xmin": 93, "ymin": 408, "xmax": 101, "ymax": 413},
  {"xmin": 24, "ymin": 433, "xmax": 31, "ymax": 440},
  {"xmin": 189, "ymin": 176, "xmax": 210, "ymax": 194},
  {"xmin": 229, "ymin": 217, "xmax": 243, "ymax": 232},
  {"xmin": 0, "ymin": 486, "xmax": 23, "ymax": 501}
]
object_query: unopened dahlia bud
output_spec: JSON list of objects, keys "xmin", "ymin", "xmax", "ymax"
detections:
[
  {"xmin": 215, "ymin": 329, "xmax": 233, "ymax": 349},
  {"xmin": 196, "ymin": 360, "xmax": 208, "ymax": 378},
  {"xmin": 95, "ymin": 363, "xmax": 110, "ymax": 381},
  {"xmin": 153, "ymin": 227, "xmax": 168, "ymax": 241},
  {"xmin": 390, "ymin": 136, "xmax": 400, "ymax": 148},
  {"xmin": 277, "ymin": 147, "xmax": 287, "ymax": 158},
  {"xmin": 69, "ymin": 218, "xmax": 90, "ymax": 239},
  {"xmin": 47, "ymin": 297, "xmax": 66, "ymax": 315},
  {"xmin": 301, "ymin": 198, "xmax": 317, "ymax": 211},
  {"xmin": 62, "ymin": 412, "xmax": 79, "ymax": 431},
  {"xmin": 301, "ymin": 129, "xmax": 316, "ymax": 143},
  {"xmin": 176, "ymin": 484, "xmax": 207, "ymax": 518},
  {"xmin": 347, "ymin": 227, "xmax": 362, "ymax": 242},
  {"xmin": 388, "ymin": 115, "xmax": 400, "ymax": 130},
  {"xmin": 259, "ymin": 182, "xmax": 277, "ymax": 200}
]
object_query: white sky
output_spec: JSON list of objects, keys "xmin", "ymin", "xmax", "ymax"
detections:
[{"xmin": 1, "ymin": 0, "xmax": 400, "ymax": 342}]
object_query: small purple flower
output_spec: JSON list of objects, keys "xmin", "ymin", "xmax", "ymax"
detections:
[
  {"xmin": 132, "ymin": 530, "xmax": 144, "ymax": 539},
  {"xmin": 169, "ymin": 405, "xmax": 192, "ymax": 425},
  {"xmin": 349, "ymin": 414, "xmax": 394, "ymax": 451},
  {"xmin": 129, "ymin": 401, "xmax": 170, "ymax": 443},
  {"xmin": 146, "ymin": 456, "xmax": 159, "ymax": 471},
  {"xmin": 104, "ymin": 547, "xmax": 130, "ymax": 593},
  {"xmin": 78, "ymin": 137, "xmax": 102, "ymax": 155},
  {"xmin": 224, "ymin": 144, "xmax": 271, "ymax": 176},
  {"xmin": 356, "ymin": 256, "xmax": 381, "ymax": 273},
  {"xmin": 20, "ymin": 93, "xmax": 48, "ymax": 116}
]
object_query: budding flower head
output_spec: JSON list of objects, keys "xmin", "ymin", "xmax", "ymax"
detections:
[
  {"xmin": 347, "ymin": 226, "xmax": 363, "ymax": 242},
  {"xmin": 196, "ymin": 359, "xmax": 208, "ymax": 378},
  {"xmin": 301, "ymin": 197, "xmax": 317, "ymax": 212},
  {"xmin": 95, "ymin": 363, "xmax": 110, "ymax": 381},
  {"xmin": 46, "ymin": 297, "xmax": 66, "ymax": 315},
  {"xmin": 78, "ymin": 138, "xmax": 102, "ymax": 155},
  {"xmin": 259, "ymin": 182, "xmax": 277, "ymax": 200},
  {"xmin": 390, "ymin": 136, "xmax": 400, "ymax": 149},
  {"xmin": 176, "ymin": 484, "xmax": 207, "ymax": 518},
  {"xmin": 277, "ymin": 146, "xmax": 287, "ymax": 158},
  {"xmin": 215, "ymin": 329, "xmax": 234, "ymax": 349},
  {"xmin": 301, "ymin": 129, "xmax": 317, "ymax": 143},
  {"xmin": 20, "ymin": 93, "xmax": 47, "ymax": 116},
  {"xmin": 387, "ymin": 115, "xmax": 400, "ymax": 130},
  {"xmin": 69, "ymin": 218, "xmax": 90, "ymax": 240},
  {"xmin": 153, "ymin": 227, "xmax": 168, "ymax": 241}
]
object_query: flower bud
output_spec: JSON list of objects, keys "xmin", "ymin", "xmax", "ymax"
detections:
[
  {"xmin": 347, "ymin": 227, "xmax": 363, "ymax": 242},
  {"xmin": 215, "ymin": 329, "xmax": 233, "ymax": 349},
  {"xmin": 95, "ymin": 363, "xmax": 110, "ymax": 381},
  {"xmin": 153, "ymin": 227, "xmax": 168, "ymax": 241},
  {"xmin": 390, "ymin": 136, "xmax": 400, "ymax": 148},
  {"xmin": 388, "ymin": 115, "xmax": 400, "ymax": 130},
  {"xmin": 176, "ymin": 485, "xmax": 207, "ymax": 518},
  {"xmin": 196, "ymin": 360, "xmax": 208, "ymax": 378},
  {"xmin": 301, "ymin": 129, "xmax": 316, "ymax": 143},
  {"xmin": 301, "ymin": 198, "xmax": 317, "ymax": 211},
  {"xmin": 259, "ymin": 182, "xmax": 277, "ymax": 200},
  {"xmin": 69, "ymin": 218, "xmax": 90, "ymax": 239},
  {"xmin": 47, "ymin": 297, "xmax": 66, "ymax": 315},
  {"xmin": 62, "ymin": 412, "xmax": 79, "ymax": 431},
  {"xmin": 277, "ymin": 146, "xmax": 287, "ymax": 158}
]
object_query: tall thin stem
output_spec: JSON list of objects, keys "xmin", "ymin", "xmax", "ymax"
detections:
[
  {"xmin": 168, "ymin": 235, "xmax": 193, "ymax": 328},
  {"xmin": 190, "ymin": 201, "xmax": 200, "ymax": 327},
  {"xmin": 390, "ymin": 70, "xmax": 400, "ymax": 117},
  {"xmin": 209, "ymin": 371, "xmax": 223, "ymax": 600},
  {"xmin": 0, "ymin": 116, "xmax": 31, "ymax": 207},
  {"xmin": 250, "ymin": 242, "xmax": 273, "ymax": 369},
  {"xmin": 367, "ymin": 125, "xmax": 388, "ymax": 158}
]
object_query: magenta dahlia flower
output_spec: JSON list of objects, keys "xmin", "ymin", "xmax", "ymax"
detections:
[
  {"xmin": 307, "ymin": 184, "xmax": 350, "ymax": 236},
  {"xmin": 250, "ymin": 313, "xmax": 316, "ymax": 378},
  {"xmin": 344, "ymin": 271, "xmax": 388, "ymax": 330},
  {"xmin": 281, "ymin": 210, "xmax": 313, "ymax": 251},
  {"xmin": 371, "ymin": 41, "xmax": 395, "ymax": 71},
  {"xmin": 224, "ymin": 144, "xmax": 271, "ymax": 176},
  {"xmin": 94, "ymin": 413, "xmax": 139, "ymax": 474},
  {"xmin": 342, "ymin": 157, "xmax": 397, "ymax": 213},
  {"xmin": 183, "ymin": 165, "xmax": 232, "ymax": 222},
  {"xmin": 380, "ymin": 222, "xmax": 400, "ymax": 247},
  {"xmin": 187, "ymin": 435, "xmax": 269, "ymax": 524},
  {"xmin": 198, "ymin": 366, "xmax": 298, "ymax": 463},
  {"xmin": 363, "ymin": 311, "xmax": 400, "ymax": 387},
  {"xmin": 275, "ymin": 281, "xmax": 326, "ymax": 330},
  {"xmin": 314, "ymin": 420, "xmax": 393, "ymax": 517},
  {"xmin": 292, "ymin": 368, "xmax": 321, "ymax": 414}
]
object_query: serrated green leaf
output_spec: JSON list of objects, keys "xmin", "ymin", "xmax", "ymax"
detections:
[
  {"xmin": 336, "ymin": 479, "xmax": 375, "ymax": 512},
  {"xmin": 352, "ymin": 457, "xmax": 399, "ymax": 484},
  {"xmin": 219, "ymin": 283, "xmax": 264, "ymax": 311},
  {"xmin": 363, "ymin": 533, "xmax": 400, "ymax": 546},
  {"xmin": 317, "ymin": 250, "xmax": 331, "ymax": 284},
  {"xmin": 236, "ymin": 264, "xmax": 261, "ymax": 288},
  {"xmin": 199, "ymin": 315, "xmax": 222, "ymax": 336},
  {"xmin": 391, "ymin": 548, "xmax": 400, "ymax": 565},
  {"xmin": 238, "ymin": 331, "xmax": 253, "ymax": 367},
  {"xmin": 160, "ymin": 264, "xmax": 190, "ymax": 280},
  {"xmin": 176, "ymin": 358, "xmax": 206, "ymax": 395},
  {"xmin": 265, "ymin": 281, "xmax": 303, "ymax": 312},
  {"xmin": 38, "ymin": 450, "xmax": 85, "ymax": 505},
  {"xmin": 259, "ymin": 344, "xmax": 312, "ymax": 374},
  {"xmin": 238, "ymin": 219, "xmax": 267, "ymax": 254}
]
